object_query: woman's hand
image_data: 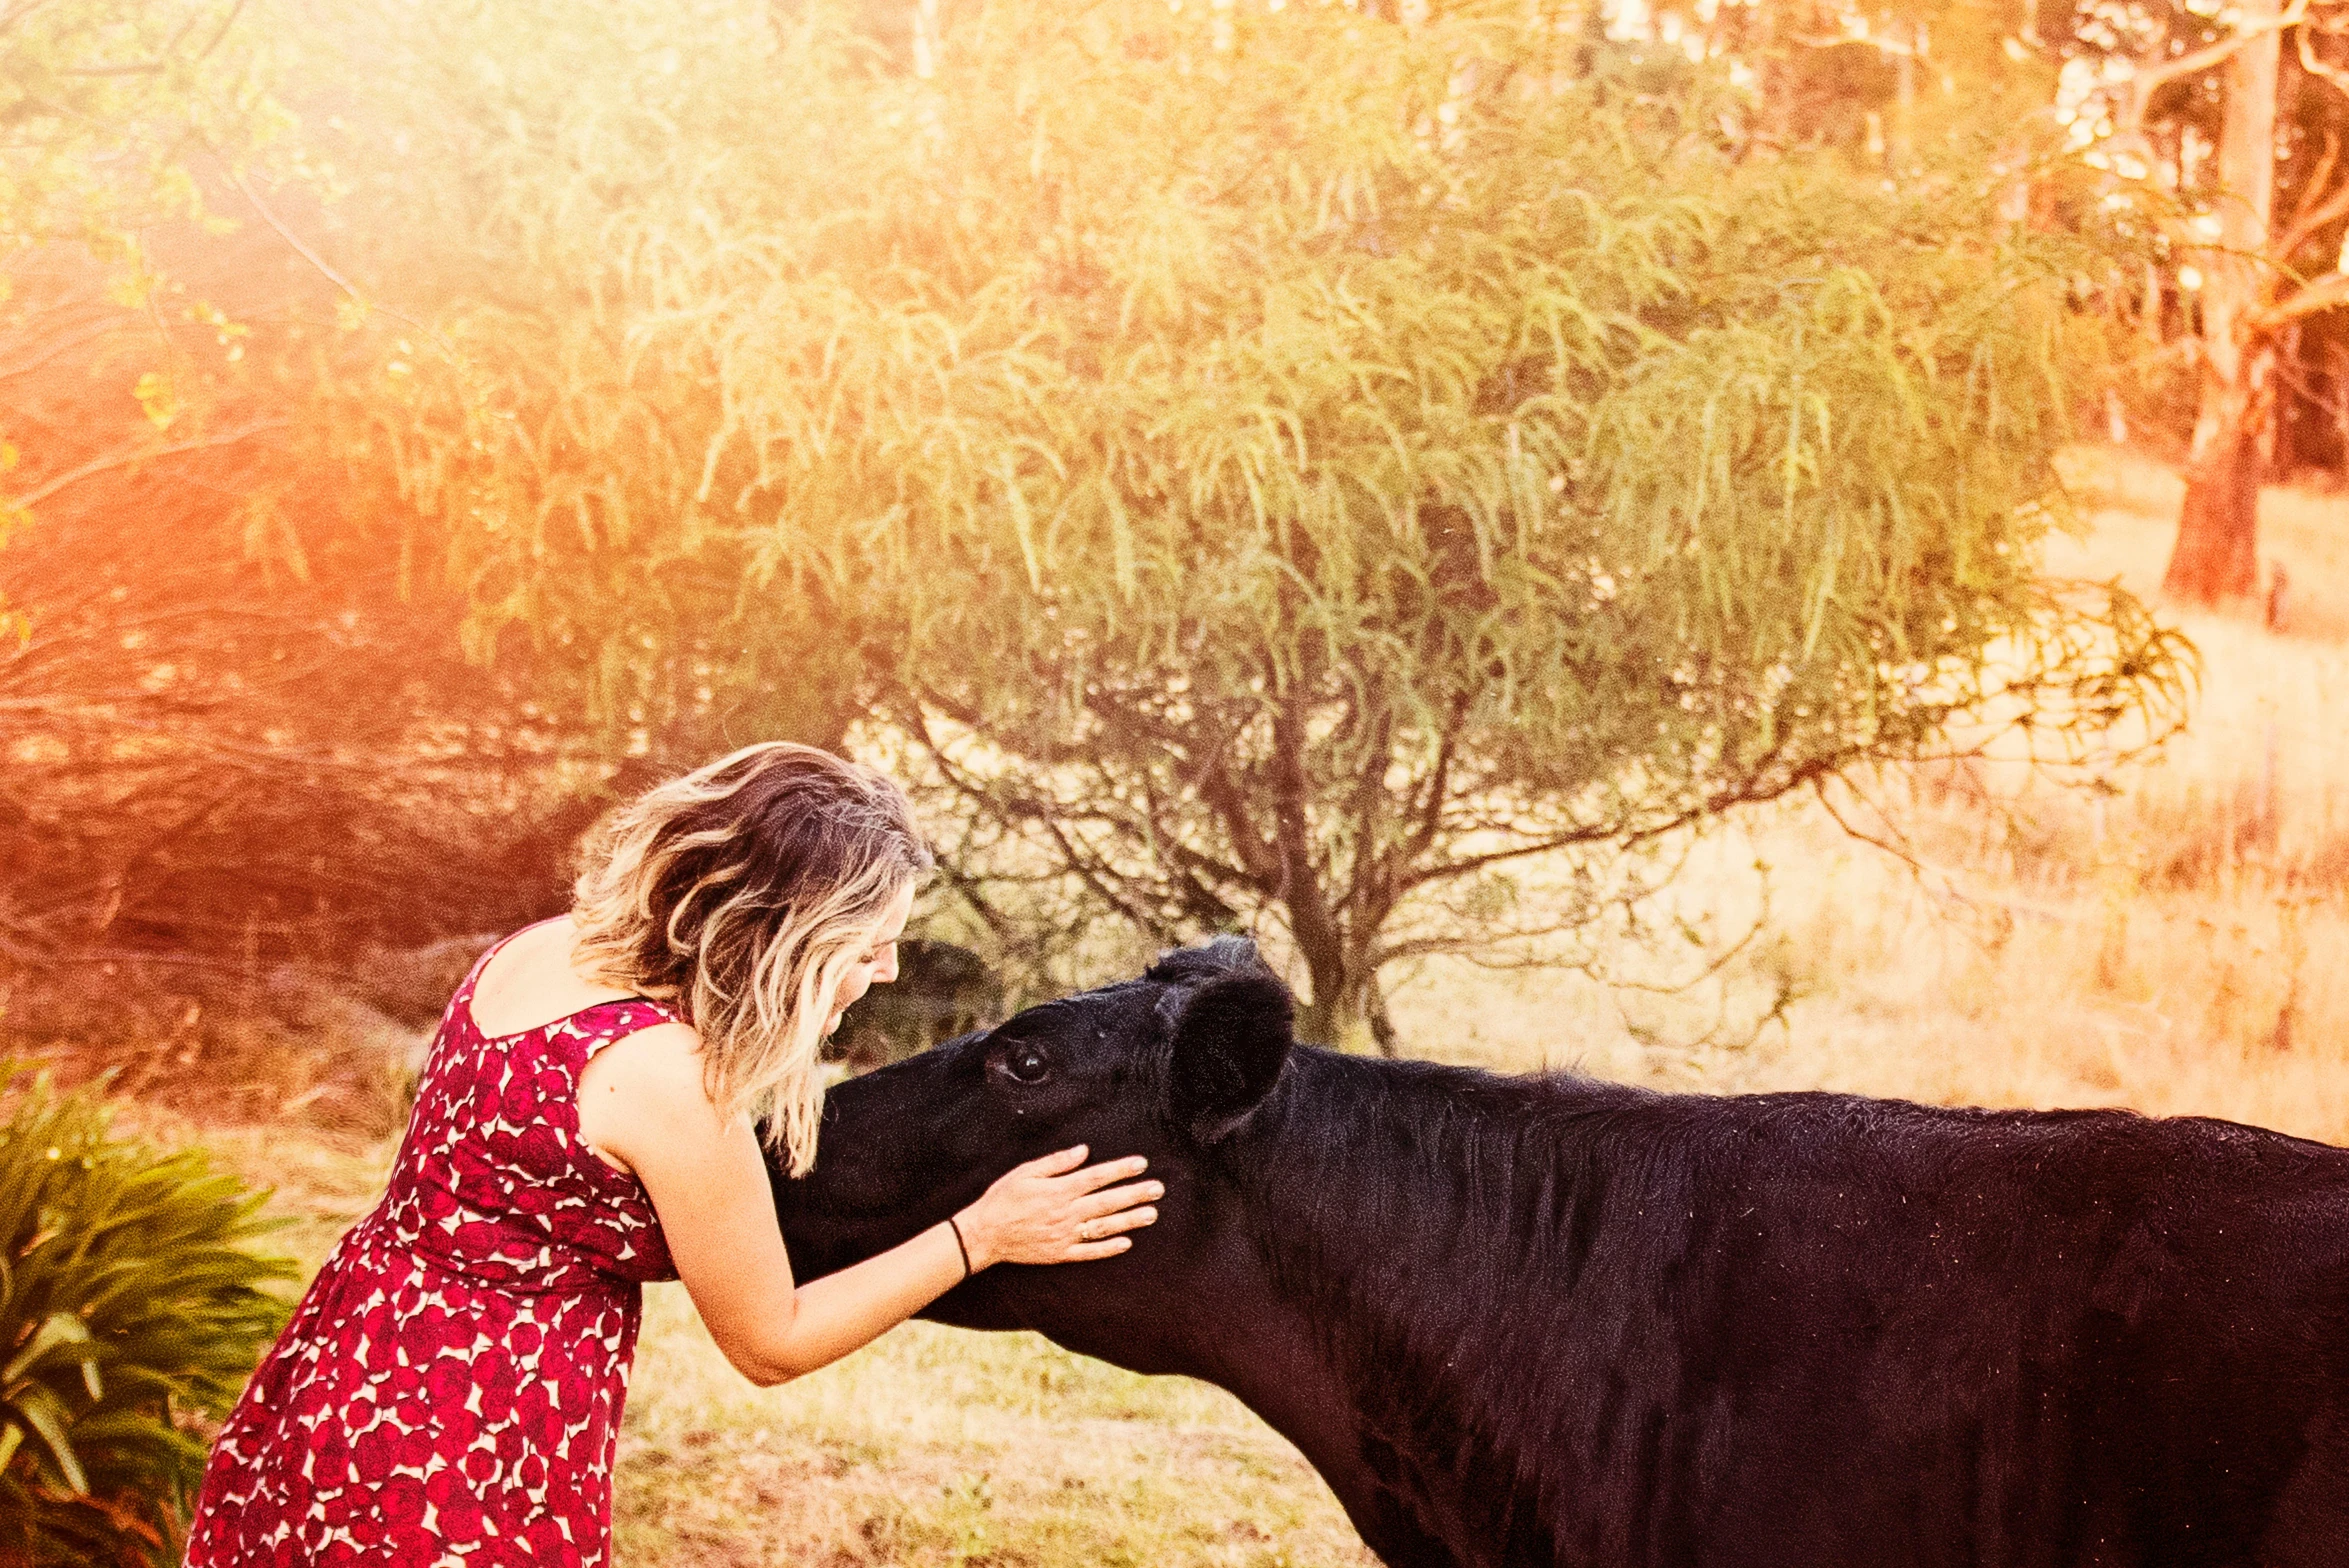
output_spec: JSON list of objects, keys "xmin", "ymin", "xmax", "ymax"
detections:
[{"xmin": 954, "ymin": 1145, "xmax": 1162, "ymax": 1269}]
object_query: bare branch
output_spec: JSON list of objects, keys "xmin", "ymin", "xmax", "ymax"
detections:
[
  {"xmin": 903, "ymin": 705, "xmax": 1189, "ymax": 941},
  {"xmin": 2116, "ymin": 0, "xmax": 2313, "ymax": 136},
  {"xmin": 2287, "ymin": 126, "xmax": 2344, "ymax": 235},
  {"xmin": 1400, "ymin": 691, "xmax": 1470, "ymax": 864},
  {"xmin": 229, "ymin": 167, "xmax": 369, "ymax": 306},
  {"xmin": 1192, "ymin": 750, "xmax": 1282, "ymax": 888},
  {"xmin": 2258, "ymin": 266, "xmax": 2349, "ymax": 325},
  {"xmin": 1395, "ymin": 748, "xmax": 1845, "ymax": 894},
  {"xmin": 2300, "ymin": 15, "xmax": 2349, "ymax": 102},
  {"xmin": 3, "ymin": 419, "xmax": 285, "ymax": 511},
  {"xmin": 1809, "ymin": 775, "xmax": 1930, "ymax": 875},
  {"xmin": 1594, "ymin": 904, "xmax": 1772, "ymax": 1001},
  {"xmin": 0, "ymin": 309, "xmax": 134, "ymax": 382},
  {"xmin": 228, "ymin": 167, "xmax": 446, "ymax": 348},
  {"xmin": 2277, "ymin": 133, "xmax": 2349, "ymax": 261},
  {"xmin": 191, "ymin": 0, "xmax": 250, "ymax": 63}
]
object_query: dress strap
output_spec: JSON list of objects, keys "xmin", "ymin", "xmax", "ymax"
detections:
[{"xmin": 570, "ymin": 998, "xmax": 682, "ymax": 1067}]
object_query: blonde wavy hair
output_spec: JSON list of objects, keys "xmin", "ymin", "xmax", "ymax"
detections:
[{"xmin": 570, "ymin": 742, "xmax": 933, "ymax": 1175}]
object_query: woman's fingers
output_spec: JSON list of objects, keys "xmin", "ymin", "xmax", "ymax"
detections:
[
  {"xmin": 1074, "ymin": 1179, "xmax": 1162, "ymax": 1220},
  {"xmin": 1063, "ymin": 1196, "xmax": 1156, "ymax": 1255},
  {"xmin": 1023, "ymin": 1144, "xmax": 1092, "ymax": 1178},
  {"xmin": 1086, "ymin": 1203, "xmax": 1157, "ymax": 1236},
  {"xmin": 1063, "ymin": 1155, "xmax": 1149, "ymax": 1194},
  {"xmin": 966, "ymin": 1149, "xmax": 1159, "ymax": 1267}
]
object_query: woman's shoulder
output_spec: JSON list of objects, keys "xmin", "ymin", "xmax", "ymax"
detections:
[
  {"xmin": 575, "ymin": 1008, "xmax": 721, "ymax": 1175},
  {"xmin": 468, "ymin": 917, "xmax": 655, "ymax": 1040}
]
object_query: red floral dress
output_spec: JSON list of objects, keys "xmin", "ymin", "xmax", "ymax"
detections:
[{"xmin": 185, "ymin": 931, "xmax": 680, "ymax": 1567}]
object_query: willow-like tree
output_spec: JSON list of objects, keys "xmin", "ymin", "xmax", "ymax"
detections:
[
  {"xmin": 1, "ymin": 0, "xmax": 282, "ymax": 626},
  {"xmin": 1, "ymin": 2, "xmax": 624, "ymax": 983},
  {"xmin": 310, "ymin": 0, "xmax": 2187, "ymax": 1047}
]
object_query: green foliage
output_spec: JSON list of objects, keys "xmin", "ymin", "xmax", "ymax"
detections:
[
  {"xmin": 0, "ymin": 1064, "xmax": 293, "ymax": 1566},
  {"xmin": 276, "ymin": 0, "xmax": 881, "ymax": 752},
  {"xmin": 0, "ymin": 0, "xmax": 283, "ymax": 275},
  {"xmin": 282, "ymin": 0, "xmax": 2187, "ymax": 1039},
  {"xmin": 1, "ymin": 0, "xmax": 287, "ymax": 650}
]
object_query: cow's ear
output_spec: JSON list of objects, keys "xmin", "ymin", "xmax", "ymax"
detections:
[{"xmin": 1167, "ymin": 972, "xmax": 1294, "ymax": 1144}]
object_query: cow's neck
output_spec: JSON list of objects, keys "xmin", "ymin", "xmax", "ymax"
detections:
[
  {"xmin": 1163, "ymin": 1285, "xmax": 1471, "ymax": 1568},
  {"xmin": 1181, "ymin": 1050, "xmax": 1623, "ymax": 1565}
]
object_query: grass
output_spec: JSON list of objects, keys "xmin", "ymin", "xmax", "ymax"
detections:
[
  {"xmin": 47, "ymin": 444, "xmax": 2349, "ymax": 1562},
  {"xmin": 127, "ymin": 1114, "xmax": 1375, "ymax": 1568},
  {"xmin": 613, "ymin": 1292, "xmax": 1373, "ymax": 1567},
  {"xmin": 1385, "ymin": 446, "xmax": 2349, "ymax": 1147}
]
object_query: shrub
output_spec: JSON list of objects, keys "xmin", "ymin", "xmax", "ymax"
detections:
[{"xmin": 0, "ymin": 1063, "xmax": 294, "ymax": 1566}]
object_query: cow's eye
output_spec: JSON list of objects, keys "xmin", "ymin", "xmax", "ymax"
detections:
[{"xmin": 1002, "ymin": 1044, "xmax": 1053, "ymax": 1085}]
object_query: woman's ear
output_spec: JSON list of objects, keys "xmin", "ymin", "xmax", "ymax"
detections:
[{"xmin": 1167, "ymin": 973, "xmax": 1295, "ymax": 1143}]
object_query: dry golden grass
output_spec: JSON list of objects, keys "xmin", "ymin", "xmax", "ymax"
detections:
[
  {"xmin": 151, "ymin": 1118, "xmax": 1375, "ymax": 1568},
  {"xmin": 94, "ymin": 444, "xmax": 2349, "ymax": 1564},
  {"xmin": 1389, "ymin": 446, "xmax": 2349, "ymax": 1146},
  {"xmin": 613, "ymin": 1290, "xmax": 1375, "ymax": 1568}
]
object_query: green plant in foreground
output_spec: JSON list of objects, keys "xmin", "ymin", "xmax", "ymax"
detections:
[{"xmin": 0, "ymin": 1062, "xmax": 294, "ymax": 1566}]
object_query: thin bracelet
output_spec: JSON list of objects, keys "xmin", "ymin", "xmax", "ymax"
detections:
[{"xmin": 946, "ymin": 1215, "xmax": 974, "ymax": 1281}]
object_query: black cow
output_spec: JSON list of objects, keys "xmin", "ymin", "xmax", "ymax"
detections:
[{"xmin": 770, "ymin": 938, "xmax": 2349, "ymax": 1568}]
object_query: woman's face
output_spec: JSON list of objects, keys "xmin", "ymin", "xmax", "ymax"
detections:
[{"xmin": 824, "ymin": 880, "xmax": 916, "ymax": 1035}]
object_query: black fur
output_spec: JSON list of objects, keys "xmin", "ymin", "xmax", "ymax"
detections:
[
  {"xmin": 772, "ymin": 941, "xmax": 2349, "ymax": 1568},
  {"xmin": 1166, "ymin": 972, "xmax": 1293, "ymax": 1142}
]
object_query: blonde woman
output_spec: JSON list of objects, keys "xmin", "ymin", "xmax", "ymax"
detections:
[{"xmin": 184, "ymin": 743, "xmax": 1160, "ymax": 1567}]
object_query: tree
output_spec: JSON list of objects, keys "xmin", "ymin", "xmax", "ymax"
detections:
[
  {"xmin": 0, "ymin": 0, "xmax": 284, "ymax": 597},
  {"xmin": 0, "ymin": 2, "xmax": 620, "ymax": 1003},
  {"xmin": 1631, "ymin": 0, "xmax": 2051, "ymax": 170},
  {"xmin": 265, "ymin": 0, "xmax": 882, "ymax": 760},
  {"xmin": 2053, "ymin": 0, "xmax": 2349, "ymax": 601},
  {"xmin": 2168, "ymin": 0, "xmax": 2286, "ymax": 602},
  {"xmin": 317, "ymin": 0, "xmax": 2183, "ymax": 1047}
]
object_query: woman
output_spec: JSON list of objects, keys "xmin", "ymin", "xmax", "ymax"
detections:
[{"xmin": 184, "ymin": 743, "xmax": 1161, "ymax": 1566}]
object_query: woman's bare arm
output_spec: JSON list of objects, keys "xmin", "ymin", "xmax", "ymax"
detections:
[{"xmin": 579, "ymin": 1023, "xmax": 1158, "ymax": 1386}]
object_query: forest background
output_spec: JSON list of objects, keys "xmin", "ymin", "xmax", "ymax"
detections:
[{"xmin": 6, "ymin": 0, "xmax": 2349, "ymax": 1563}]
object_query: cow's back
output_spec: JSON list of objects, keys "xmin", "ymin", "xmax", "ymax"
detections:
[
  {"xmin": 1265, "ymin": 1069, "xmax": 2349, "ymax": 1568},
  {"xmin": 1551, "ymin": 1094, "xmax": 2349, "ymax": 1567}
]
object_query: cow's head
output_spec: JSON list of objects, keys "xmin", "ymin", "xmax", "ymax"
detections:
[{"xmin": 769, "ymin": 937, "xmax": 1296, "ymax": 1367}]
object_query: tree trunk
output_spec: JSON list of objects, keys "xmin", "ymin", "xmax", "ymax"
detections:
[
  {"xmin": 1888, "ymin": 24, "xmax": 1915, "ymax": 175},
  {"xmin": 2165, "ymin": 0, "xmax": 2279, "ymax": 604},
  {"xmin": 2166, "ymin": 365, "xmax": 2270, "ymax": 601},
  {"xmin": 1292, "ymin": 944, "xmax": 1399, "ymax": 1056}
]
